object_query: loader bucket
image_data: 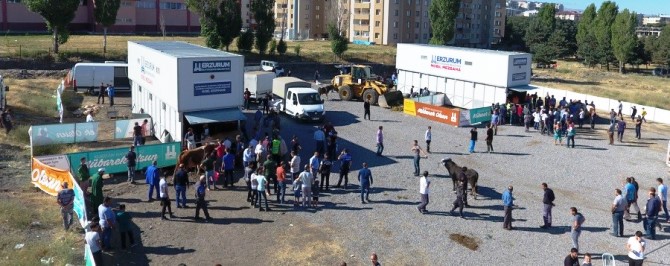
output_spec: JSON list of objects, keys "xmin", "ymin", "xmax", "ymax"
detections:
[{"xmin": 378, "ymin": 90, "xmax": 404, "ymax": 108}]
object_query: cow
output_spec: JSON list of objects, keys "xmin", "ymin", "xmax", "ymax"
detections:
[
  {"xmin": 175, "ymin": 143, "xmax": 218, "ymax": 181},
  {"xmin": 441, "ymin": 158, "xmax": 479, "ymax": 200}
]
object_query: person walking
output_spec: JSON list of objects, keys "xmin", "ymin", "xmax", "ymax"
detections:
[
  {"xmin": 222, "ymin": 148, "xmax": 236, "ymax": 187},
  {"xmin": 617, "ymin": 119, "xmax": 626, "ymax": 142},
  {"xmin": 145, "ymin": 161, "xmax": 161, "ymax": 201},
  {"xmin": 363, "ymin": 99, "xmax": 371, "ymax": 120},
  {"xmin": 336, "ymin": 149, "xmax": 352, "ymax": 189},
  {"xmin": 1, "ymin": 108, "xmax": 13, "ymax": 134},
  {"xmin": 376, "ymin": 126, "xmax": 384, "ymax": 156},
  {"xmin": 358, "ymin": 162, "xmax": 373, "ymax": 204},
  {"xmin": 468, "ymin": 127, "xmax": 478, "ymax": 153},
  {"xmin": 106, "ymin": 84, "xmax": 115, "ymax": 107},
  {"xmin": 411, "ymin": 140, "xmax": 428, "ymax": 177},
  {"xmin": 243, "ymin": 88, "xmax": 251, "ymax": 110},
  {"xmin": 264, "ymin": 155, "xmax": 278, "ymax": 194},
  {"xmin": 450, "ymin": 179, "xmax": 466, "ymax": 218},
  {"xmin": 486, "ymin": 124, "xmax": 494, "ymax": 153},
  {"xmin": 425, "ymin": 126, "xmax": 432, "ymax": 153},
  {"xmin": 608, "ymin": 121, "xmax": 616, "ymax": 145},
  {"xmin": 290, "ymin": 150, "xmax": 301, "ymax": 179},
  {"xmin": 627, "ymin": 231, "xmax": 646, "ymax": 266},
  {"xmin": 57, "ymin": 182, "xmax": 75, "ymax": 230},
  {"xmin": 96, "ymin": 83, "xmax": 106, "ymax": 104},
  {"xmin": 624, "ymin": 177, "xmax": 641, "ymax": 221},
  {"xmin": 630, "ymin": 106, "xmax": 637, "ymax": 121},
  {"xmin": 570, "ymin": 207, "xmax": 586, "ymax": 251},
  {"xmin": 502, "ymin": 186, "xmax": 514, "ymax": 230},
  {"xmin": 255, "ymin": 167, "xmax": 271, "ymax": 211},
  {"xmin": 617, "ymin": 100, "xmax": 623, "ymax": 118},
  {"xmin": 612, "ymin": 188, "xmax": 626, "ymax": 237},
  {"xmin": 115, "ymin": 204, "xmax": 136, "ymax": 250},
  {"xmin": 319, "ymin": 154, "xmax": 332, "ymax": 191},
  {"xmin": 309, "ymin": 151, "xmax": 320, "ymax": 178},
  {"xmin": 540, "ymin": 183, "xmax": 555, "ymax": 229},
  {"xmin": 125, "ymin": 146, "xmax": 137, "ymax": 183},
  {"xmin": 173, "ymin": 164, "xmax": 189, "ymax": 208},
  {"xmin": 417, "ymin": 171, "xmax": 430, "ymax": 214},
  {"xmin": 194, "ymin": 176, "xmax": 212, "ymax": 221},
  {"xmin": 314, "ymin": 126, "xmax": 325, "ymax": 156},
  {"xmin": 634, "ymin": 116, "xmax": 642, "ymax": 139},
  {"xmin": 297, "ymin": 165, "xmax": 314, "ymax": 207},
  {"xmin": 90, "ymin": 168, "xmax": 105, "ymax": 216},
  {"xmin": 159, "ymin": 174, "xmax": 174, "ymax": 220},
  {"xmin": 566, "ymin": 125, "xmax": 576, "ymax": 148},
  {"xmin": 644, "ymin": 187, "xmax": 661, "ymax": 240},
  {"xmin": 98, "ymin": 197, "xmax": 116, "ymax": 250},
  {"xmin": 658, "ymin": 178, "xmax": 669, "ymax": 222}
]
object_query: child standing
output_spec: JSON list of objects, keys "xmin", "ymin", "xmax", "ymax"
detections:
[{"xmin": 115, "ymin": 204, "xmax": 135, "ymax": 250}]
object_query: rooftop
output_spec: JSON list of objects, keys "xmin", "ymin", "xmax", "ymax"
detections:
[
  {"xmin": 398, "ymin": 43, "xmax": 530, "ymax": 56},
  {"xmin": 129, "ymin": 41, "xmax": 242, "ymax": 58}
]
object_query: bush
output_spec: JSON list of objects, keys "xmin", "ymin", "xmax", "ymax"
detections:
[
  {"xmin": 277, "ymin": 39, "xmax": 287, "ymax": 55},
  {"xmin": 269, "ymin": 39, "xmax": 277, "ymax": 56},
  {"xmin": 60, "ymin": 90, "xmax": 82, "ymax": 112},
  {"xmin": 8, "ymin": 124, "xmax": 31, "ymax": 145},
  {"xmin": 236, "ymin": 30, "xmax": 254, "ymax": 53},
  {"xmin": 294, "ymin": 44, "xmax": 301, "ymax": 57}
]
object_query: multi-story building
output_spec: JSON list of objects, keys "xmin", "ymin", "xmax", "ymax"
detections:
[
  {"xmin": 346, "ymin": 0, "xmax": 505, "ymax": 48},
  {"xmin": 0, "ymin": 0, "xmax": 202, "ymax": 33},
  {"xmin": 555, "ymin": 11, "xmax": 581, "ymax": 21},
  {"xmin": 636, "ymin": 26, "xmax": 662, "ymax": 38},
  {"xmin": 643, "ymin": 15, "xmax": 670, "ymax": 26},
  {"xmin": 273, "ymin": 0, "xmax": 327, "ymax": 40}
]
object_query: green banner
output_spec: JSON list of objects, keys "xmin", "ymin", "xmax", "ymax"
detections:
[
  {"xmin": 469, "ymin": 107, "xmax": 492, "ymax": 125},
  {"xmin": 68, "ymin": 142, "xmax": 181, "ymax": 176}
]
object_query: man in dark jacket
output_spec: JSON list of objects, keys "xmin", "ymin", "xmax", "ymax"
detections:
[
  {"xmin": 644, "ymin": 187, "xmax": 661, "ymax": 239},
  {"xmin": 173, "ymin": 164, "xmax": 189, "ymax": 208},
  {"xmin": 194, "ymin": 176, "xmax": 212, "ymax": 221},
  {"xmin": 541, "ymin": 183, "xmax": 556, "ymax": 229},
  {"xmin": 363, "ymin": 99, "xmax": 371, "ymax": 120}
]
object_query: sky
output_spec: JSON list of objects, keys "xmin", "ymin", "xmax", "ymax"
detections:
[{"xmin": 550, "ymin": 0, "xmax": 670, "ymax": 15}]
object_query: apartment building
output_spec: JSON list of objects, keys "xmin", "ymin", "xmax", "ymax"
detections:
[
  {"xmin": 555, "ymin": 10, "xmax": 580, "ymax": 21},
  {"xmin": 348, "ymin": 0, "xmax": 505, "ymax": 47},
  {"xmin": 0, "ymin": 0, "xmax": 201, "ymax": 33},
  {"xmin": 643, "ymin": 15, "xmax": 670, "ymax": 26},
  {"xmin": 273, "ymin": 0, "xmax": 328, "ymax": 40}
]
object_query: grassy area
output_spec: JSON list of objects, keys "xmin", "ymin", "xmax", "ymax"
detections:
[
  {"xmin": 532, "ymin": 60, "xmax": 670, "ymax": 109},
  {"xmin": 0, "ymin": 35, "xmax": 397, "ymax": 64}
]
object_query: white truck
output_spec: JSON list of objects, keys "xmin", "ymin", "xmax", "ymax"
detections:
[
  {"xmin": 272, "ymin": 77, "xmax": 325, "ymax": 121},
  {"xmin": 244, "ymin": 71, "xmax": 275, "ymax": 101},
  {"xmin": 67, "ymin": 62, "xmax": 130, "ymax": 94}
]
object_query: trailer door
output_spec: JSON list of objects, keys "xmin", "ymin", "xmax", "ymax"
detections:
[{"xmin": 114, "ymin": 67, "xmax": 130, "ymax": 90}]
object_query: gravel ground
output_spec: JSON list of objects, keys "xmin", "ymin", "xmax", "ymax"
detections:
[{"xmin": 269, "ymin": 94, "xmax": 670, "ymax": 265}]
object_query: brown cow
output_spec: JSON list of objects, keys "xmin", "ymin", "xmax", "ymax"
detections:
[{"xmin": 175, "ymin": 143, "xmax": 218, "ymax": 178}]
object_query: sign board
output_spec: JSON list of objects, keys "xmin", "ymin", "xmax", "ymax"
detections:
[
  {"xmin": 68, "ymin": 142, "xmax": 181, "ymax": 176},
  {"xmin": 114, "ymin": 118, "xmax": 152, "ymax": 139},
  {"xmin": 30, "ymin": 122, "xmax": 99, "ymax": 146},
  {"xmin": 403, "ymin": 99, "xmax": 460, "ymax": 126},
  {"xmin": 34, "ymin": 154, "xmax": 71, "ymax": 170},
  {"xmin": 468, "ymin": 107, "xmax": 492, "ymax": 125},
  {"xmin": 194, "ymin": 81, "xmax": 232, "ymax": 96},
  {"xmin": 193, "ymin": 60, "xmax": 231, "ymax": 73}
]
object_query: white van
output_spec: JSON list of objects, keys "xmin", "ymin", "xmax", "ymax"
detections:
[
  {"xmin": 261, "ymin": 60, "xmax": 285, "ymax": 76},
  {"xmin": 67, "ymin": 62, "xmax": 130, "ymax": 94}
]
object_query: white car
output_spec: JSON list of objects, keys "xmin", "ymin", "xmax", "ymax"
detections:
[{"xmin": 261, "ymin": 60, "xmax": 285, "ymax": 77}]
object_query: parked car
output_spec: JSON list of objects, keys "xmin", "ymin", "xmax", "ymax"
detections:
[
  {"xmin": 261, "ymin": 60, "xmax": 285, "ymax": 77},
  {"xmin": 652, "ymin": 67, "xmax": 669, "ymax": 77}
]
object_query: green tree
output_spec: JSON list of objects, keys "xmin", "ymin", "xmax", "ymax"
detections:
[
  {"xmin": 429, "ymin": 0, "xmax": 461, "ymax": 45},
  {"xmin": 576, "ymin": 3, "xmax": 597, "ymax": 64},
  {"xmin": 611, "ymin": 9, "xmax": 638, "ymax": 73},
  {"xmin": 656, "ymin": 26, "xmax": 670, "ymax": 67},
  {"xmin": 269, "ymin": 39, "xmax": 277, "ymax": 56},
  {"xmin": 277, "ymin": 39, "xmax": 287, "ymax": 55},
  {"xmin": 252, "ymin": 0, "xmax": 276, "ymax": 54},
  {"xmin": 525, "ymin": 4, "xmax": 556, "ymax": 63},
  {"xmin": 556, "ymin": 20, "xmax": 577, "ymax": 57},
  {"xmin": 629, "ymin": 38, "xmax": 651, "ymax": 69},
  {"xmin": 24, "ymin": 0, "xmax": 80, "ymax": 53},
  {"xmin": 594, "ymin": 1, "xmax": 619, "ymax": 70},
  {"xmin": 236, "ymin": 30, "xmax": 254, "ymax": 52},
  {"xmin": 93, "ymin": 0, "xmax": 121, "ymax": 55},
  {"xmin": 328, "ymin": 24, "xmax": 348, "ymax": 59},
  {"xmin": 185, "ymin": 0, "xmax": 220, "ymax": 48},
  {"xmin": 217, "ymin": 0, "xmax": 242, "ymax": 51},
  {"xmin": 502, "ymin": 16, "xmax": 531, "ymax": 51}
]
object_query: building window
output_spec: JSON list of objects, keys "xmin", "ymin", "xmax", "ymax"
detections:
[
  {"xmin": 121, "ymin": 1, "xmax": 132, "ymax": 7},
  {"xmin": 149, "ymin": 93, "xmax": 153, "ymax": 100},
  {"xmin": 415, "ymin": 22, "xmax": 419, "ymax": 28},
  {"xmin": 160, "ymin": 2, "xmax": 186, "ymax": 10},
  {"xmin": 415, "ymin": 34, "xmax": 418, "ymax": 39},
  {"xmin": 416, "ymin": 11, "xmax": 420, "ymax": 16},
  {"xmin": 375, "ymin": 21, "xmax": 380, "ymax": 27},
  {"xmin": 394, "ymin": 33, "xmax": 398, "ymax": 39},
  {"xmin": 376, "ymin": 9, "xmax": 380, "ymax": 15},
  {"xmin": 494, "ymin": 20, "xmax": 501, "ymax": 26},
  {"xmin": 377, "ymin": 0, "xmax": 380, "ymax": 3},
  {"xmin": 395, "ymin": 10, "xmax": 398, "ymax": 16},
  {"xmin": 405, "ymin": 33, "xmax": 409, "ymax": 39},
  {"xmin": 495, "ymin": 11, "xmax": 501, "ymax": 17},
  {"xmin": 495, "ymin": 28, "xmax": 500, "ymax": 34},
  {"xmin": 424, "ymin": 11, "xmax": 428, "ymax": 17},
  {"xmin": 316, "ymin": 14, "xmax": 320, "ymax": 20},
  {"xmin": 495, "ymin": 3, "xmax": 501, "ymax": 8},
  {"xmin": 423, "ymin": 33, "xmax": 427, "ymax": 39},
  {"xmin": 393, "ymin": 22, "xmax": 398, "ymax": 28},
  {"xmin": 306, "ymin": 4, "xmax": 309, "ymax": 10},
  {"xmin": 407, "ymin": 0, "xmax": 411, "ymax": 4},
  {"xmin": 406, "ymin": 10, "xmax": 410, "ymax": 16},
  {"xmin": 116, "ymin": 18, "xmax": 133, "ymax": 23},
  {"xmin": 423, "ymin": 22, "xmax": 427, "ymax": 29},
  {"xmin": 316, "ymin": 5, "xmax": 320, "ymax": 10},
  {"xmin": 136, "ymin": 0, "xmax": 156, "ymax": 9},
  {"xmin": 417, "ymin": 0, "xmax": 421, "ymax": 5},
  {"xmin": 305, "ymin": 24, "xmax": 309, "ymax": 29},
  {"xmin": 375, "ymin": 33, "xmax": 380, "ymax": 38},
  {"xmin": 407, "ymin": 21, "xmax": 410, "ymax": 28},
  {"xmin": 7, "ymin": 0, "xmax": 21, "ymax": 3}
]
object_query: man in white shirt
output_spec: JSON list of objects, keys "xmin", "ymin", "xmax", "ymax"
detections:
[
  {"xmin": 417, "ymin": 171, "xmax": 430, "ymax": 214},
  {"xmin": 309, "ymin": 151, "xmax": 320, "ymax": 176},
  {"xmin": 626, "ymin": 231, "xmax": 646, "ymax": 265},
  {"xmin": 658, "ymin": 178, "xmax": 669, "ymax": 222},
  {"xmin": 297, "ymin": 165, "xmax": 313, "ymax": 207},
  {"xmin": 314, "ymin": 127, "xmax": 325, "ymax": 155},
  {"xmin": 86, "ymin": 113, "xmax": 95, "ymax": 122},
  {"xmin": 425, "ymin": 126, "xmax": 432, "ymax": 153},
  {"xmin": 243, "ymin": 146, "xmax": 255, "ymax": 168},
  {"xmin": 255, "ymin": 142, "xmax": 266, "ymax": 164},
  {"xmin": 159, "ymin": 175, "xmax": 173, "ymax": 220},
  {"xmin": 85, "ymin": 222, "xmax": 103, "ymax": 265},
  {"xmin": 289, "ymin": 151, "xmax": 301, "ymax": 180}
]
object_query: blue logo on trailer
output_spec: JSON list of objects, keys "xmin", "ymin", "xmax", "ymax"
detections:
[
  {"xmin": 430, "ymin": 55, "xmax": 462, "ymax": 71},
  {"xmin": 193, "ymin": 60, "xmax": 231, "ymax": 73},
  {"xmin": 194, "ymin": 81, "xmax": 232, "ymax": 96}
]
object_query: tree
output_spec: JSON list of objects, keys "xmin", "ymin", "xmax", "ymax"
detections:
[
  {"xmin": 525, "ymin": 4, "xmax": 556, "ymax": 63},
  {"xmin": 269, "ymin": 39, "xmax": 277, "ymax": 56},
  {"xmin": 217, "ymin": 0, "xmax": 242, "ymax": 51},
  {"xmin": 656, "ymin": 26, "xmax": 670, "ymax": 67},
  {"xmin": 611, "ymin": 9, "xmax": 638, "ymax": 73},
  {"xmin": 93, "ymin": 0, "xmax": 121, "ymax": 55},
  {"xmin": 236, "ymin": 30, "xmax": 254, "ymax": 52},
  {"xmin": 277, "ymin": 39, "xmax": 287, "ymax": 55},
  {"xmin": 24, "ymin": 0, "xmax": 80, "ymax": 53},
  {"xmin": 593, "ymin": 1, "xmax": 619, "ymax": 70},
  {"xmin": 629, "ymin": 38, "xmax": 651, "ymax": 69},
  {"xmin": 556, "ymin": 20, "xmax": 577, "ymax": 57},
  {"xmin": 501, "ymin": 16, "xmax": 531, "ymax": 51},
  {"xmin": 429, "ymin": 0, "xmax": 461, "ymax": 45},
  {"xmin": 251, "ymin": 0, "xmax": 275, "ymax": 54},
  {"xmin": 327, "ymin": 0, "xmax": 350, "ymax": 37},
  {"xmin": 328, "ymin": 24, "xmax": 348, "ymax": 59},
  {"xmin": 576, "ymin": 3, "xmax": 597, "ymax": 63},
  {"xmin": 186, "ymin": 0, "xmax": 220, "ymax": 48}
]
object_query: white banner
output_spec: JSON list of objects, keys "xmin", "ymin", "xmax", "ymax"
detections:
[{"xmin": 34, "ymin": 154, "xmax": 71, "ymax": 170}]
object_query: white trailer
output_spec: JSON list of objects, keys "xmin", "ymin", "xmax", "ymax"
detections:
[
  {"xmin": 244, "ymin": 71, "xmax": 275, "ymax": 100},
  {"xmin": 395, "ymin": 44, "xmax": 532, "ymax": 109},
  {"xmin": 128, "ymin": 41, "xmax": 245, "ymax": 142}
]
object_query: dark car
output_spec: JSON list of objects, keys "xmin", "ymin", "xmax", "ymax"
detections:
[{"xmin": 652, "ymin": 67, "xmax": 669, "ymax": 77}]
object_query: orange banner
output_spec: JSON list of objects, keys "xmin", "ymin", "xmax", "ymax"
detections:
[
  {"xmin": 405, "ymin": 100, "xmax": 461, "ymax": 126},
  {"xmin": 31, "ymin": 158, "xmax": 76, "ymax": 196}
]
